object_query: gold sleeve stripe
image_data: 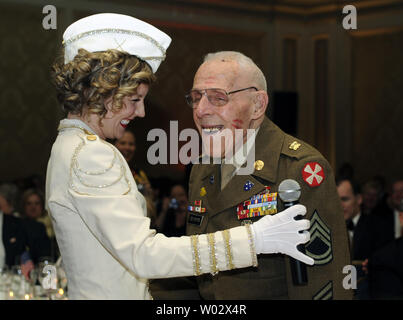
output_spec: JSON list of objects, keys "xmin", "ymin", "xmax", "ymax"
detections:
[
  {"xmin": 245, "ymin": 224, "xmax": 258, "ymax": 267},
  {"xmin": 207, "ymin": 233, "xmax": 218, "ymax": 275},
  {"xmin": 222, "ymin": 230, "xmax": 234, "ymax": 270},
  {"xmin": 191, "ymin": 235, "xmax": 201, "ymax": 276}
]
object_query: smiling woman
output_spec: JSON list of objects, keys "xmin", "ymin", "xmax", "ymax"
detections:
[{"xmin": 52, "ymin": 49, "xmax": 154, "ymax": 140}]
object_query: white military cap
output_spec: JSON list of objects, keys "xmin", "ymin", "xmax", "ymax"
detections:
[{"xmin": 63, "ymin": 13, "xmax": 171, "ymax": 73}]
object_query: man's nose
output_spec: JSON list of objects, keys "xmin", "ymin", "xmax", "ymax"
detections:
[{"xmin": 195, "ymin": 93, "xmax": 214, "ymax": 117}]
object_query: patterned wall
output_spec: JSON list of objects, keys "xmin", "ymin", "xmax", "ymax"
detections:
[
  {"xmin": 351, "ymin": 30, "xmax": 403, "ymax": 185},
  {"xmin": 0, "ymin": 4, "xmax": 61, "ymax": 183}
]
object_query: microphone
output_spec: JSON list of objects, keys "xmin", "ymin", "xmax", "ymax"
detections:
[{"xmin": 278, "ymin": 179, "xmax": 308, "ymax": 286}]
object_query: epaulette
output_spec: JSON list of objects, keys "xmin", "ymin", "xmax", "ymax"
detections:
[{"xmin": 69, "ymin": 133, "xmax": 131, "ymax": 196}]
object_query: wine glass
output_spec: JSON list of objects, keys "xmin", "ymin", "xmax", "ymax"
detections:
[
  {"xmin": 10, "ymin": 265, "xmax": 24, "ymax": 300},
  {"xmin": 0, "ymin": 265, "xmax": 11, "ymax": 300},
  {"xmin": 27, "ymin": 267, "xmax": 38, "ymax": 299},
  {"xmin": 55, "ymin": 263, "xmax": 68, "ymax": 299}
]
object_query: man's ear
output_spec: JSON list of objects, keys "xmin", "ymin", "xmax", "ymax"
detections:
[
  {"xmin": 357, "ymin": 194, "xmax": 363, "ymax": 206},
  {"xmin": 252, "ymin": 91, "xmax": 268, "ymax": 119}
]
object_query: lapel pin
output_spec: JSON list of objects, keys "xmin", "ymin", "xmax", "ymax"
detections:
[
  {"xmin": 244, "ymin": 180, "xmax": 254, "ymax": 191},
  {"xmin": 200, "ymin": 187, "xmax": 207, "ymax": 197}
]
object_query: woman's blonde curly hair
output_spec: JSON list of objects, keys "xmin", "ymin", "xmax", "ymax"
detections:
[{"xmin": 52, "ymin": 49, "xmax": 156, "ymax": 118}]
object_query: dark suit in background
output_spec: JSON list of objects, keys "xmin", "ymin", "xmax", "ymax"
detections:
[
  {"xmin": 350, "ymin": 213, "xmax": 392, "ymax": 299},
  {"xmin": 369, "ymin": 237, "xmax": 403, "ymax": 299},
  {"xmin": 21, "ymin": 218, "xmax": 51, "ymax": 264},
  {"xmin": 368, "ymin": 205, "xmax": 402, "ymax": 299},
  {"xmin": 352, "ymin": 213, "xmax": 394, "ymax": 261},
  {"xmin": 2, "ymin": 214, "xmax": 27, "ymax": 266}
]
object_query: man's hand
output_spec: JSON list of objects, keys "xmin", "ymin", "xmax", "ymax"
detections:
[{"xmin": 251, "ymin": 204, "xmax": 314, "ymax": 265}]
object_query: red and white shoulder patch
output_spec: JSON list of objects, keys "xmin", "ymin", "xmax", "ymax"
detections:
[{"xmin": 302, "ymin": 162, "xmax": 325, "ymax": 187}]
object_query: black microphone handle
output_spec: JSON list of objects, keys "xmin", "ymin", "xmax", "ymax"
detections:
[{"xmin": 284, "ymin": 200, "xmax": 308, "ymax": 286}]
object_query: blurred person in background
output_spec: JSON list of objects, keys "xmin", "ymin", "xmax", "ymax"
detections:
[
  {"xmin": 370, "ymin": 179, "xmax": 403, "ymax": 245},
  {"xmin": 336, "ymin": 177, "xmax": 372, "ymax": 299},
  {"xmin": 0, "ymin": 183, "xmax": 22, "ymax": 218},
  {"xmin": 114, "ymin": 129, "xmax": 157, "ymax": 228},
  {"xmin": 157, "ymin": 184, "xmax": 188, "ymax": 237},
  {"xmin": 362, "ymin": 179, "xmax": 403, "ymax": 299},
  {"xmin": 361, "ymin": 179, "xmax": 384, "ymax": 215},
  {"xmin": 20, "ymin": 189, "xmax": 52, "ymax": 264},
  {"xmin": 0, "ymin": 207, "xmax": 26, "ymax": 268},
  {"xmin": 21, "ymin": 189, "xmax": 57, "ymax": 261}
]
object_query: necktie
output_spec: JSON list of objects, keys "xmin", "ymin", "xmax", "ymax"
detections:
[
  {"xmin": 346, "ymin": 219, "xmax": 355, "ymax": 231},
  {"xmin": 221, "ymin": 164, "xmax": 236, "ymax": 190}
]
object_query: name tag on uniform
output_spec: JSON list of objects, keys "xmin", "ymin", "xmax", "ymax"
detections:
[{"xmin": 188, "ymin": 213, "xmax": 204, "ymax": 226}]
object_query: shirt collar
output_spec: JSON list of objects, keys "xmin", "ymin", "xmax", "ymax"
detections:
[
  {"xmin": 352, "ymin": 212, "xmax": 361, "ymax": 226},
  {"xmin": 229, "ymin": 127, "xmax": 260, "ymax": 171},
  {"xmin": 58, "ymin": 118, "xmax": 97, "ymax": 135}
]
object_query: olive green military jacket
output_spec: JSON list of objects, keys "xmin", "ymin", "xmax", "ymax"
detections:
[{"xmin": 186, "ymin": 117, "xmax": 353, "ymax": 300}]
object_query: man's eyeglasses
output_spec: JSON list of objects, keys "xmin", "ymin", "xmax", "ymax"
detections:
[{"xmin": 185, "ymin": 87, "xmax": 258, "ymax": 108}]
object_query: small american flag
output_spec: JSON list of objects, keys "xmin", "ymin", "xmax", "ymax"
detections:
[{"xmin": 20, "ymin": 251, "xmax": 34, "ymax": 280}]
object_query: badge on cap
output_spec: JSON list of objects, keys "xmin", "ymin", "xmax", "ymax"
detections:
[{"xmin": 302, "ymin": 162, "xmax": 325, "ymax": 187}]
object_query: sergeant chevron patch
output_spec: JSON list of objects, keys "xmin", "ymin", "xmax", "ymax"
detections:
[
  {"xmin": 312, "ymin": 281, "xmax": 333, "ymax": 300},
  {"xmin": 305, "ymin": 210, "xmax": 333, "ymax": 265}
]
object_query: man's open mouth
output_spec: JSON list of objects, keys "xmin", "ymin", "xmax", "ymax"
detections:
[{"xmin": 201, "ymin": 125, "xmax": 224, "ymax": 135}]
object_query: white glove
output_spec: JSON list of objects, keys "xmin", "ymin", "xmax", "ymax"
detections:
[{"xmin": 251, "ymin": 204, "xmax": 314, "ymax": 265}]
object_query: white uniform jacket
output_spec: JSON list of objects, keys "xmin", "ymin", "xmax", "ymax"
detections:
[{"xmin": 45, "ymin": 119, "xmax": 257, "ymax": 299}]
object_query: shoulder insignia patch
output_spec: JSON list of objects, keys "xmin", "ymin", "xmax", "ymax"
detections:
[
  {"xmin": 302, "ymin": 162, "xmax": 325, "ymax": 187},
  {"xmin": 305, "ymin": 210, "xmax": 333, "ymax": 265},
  {"xmin": 312, "ymin": 281, "xmax": 333, "ymax": 300}
]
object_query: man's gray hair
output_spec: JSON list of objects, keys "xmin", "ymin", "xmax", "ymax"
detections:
[
  {"xmin": 203, "ymin": 51, "xmax": 267, "ymax": 91},
  {"xmin": 0, "ymin": 183, "xmax": 19, "ymax": 208}
]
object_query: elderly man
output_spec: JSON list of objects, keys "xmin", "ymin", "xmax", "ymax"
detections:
[{"xmin": 184, "ymin": 51, "xmax": 352, "ymax": 300}]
